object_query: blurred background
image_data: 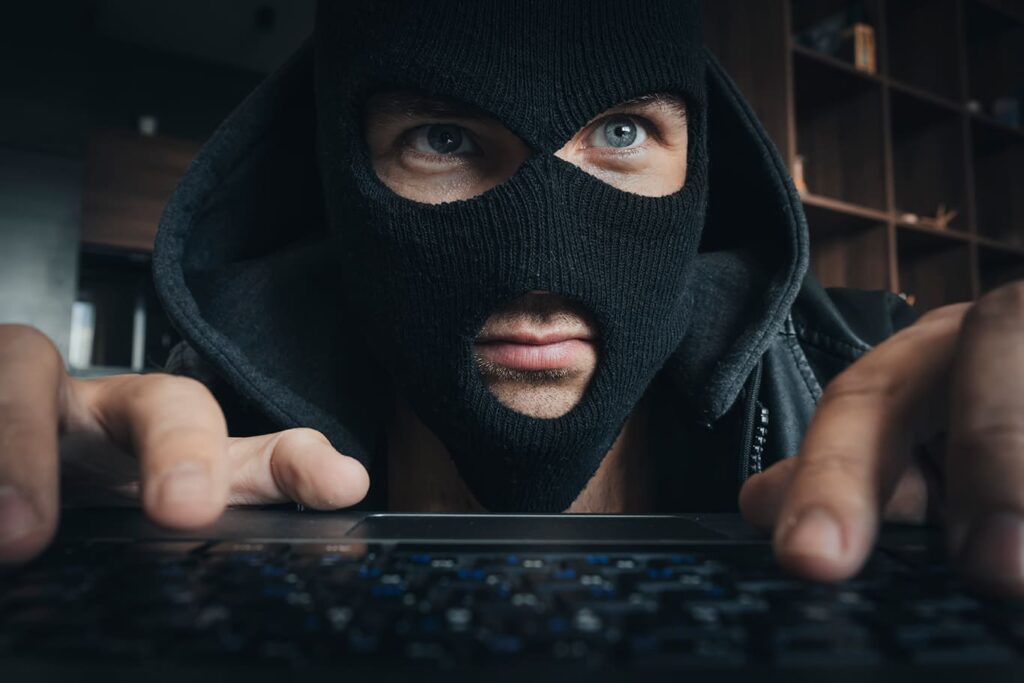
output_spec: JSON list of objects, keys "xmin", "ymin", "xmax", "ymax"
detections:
[{"xmin": 0, "ymin": 0, "xmax": 1021, "ymax": 376}]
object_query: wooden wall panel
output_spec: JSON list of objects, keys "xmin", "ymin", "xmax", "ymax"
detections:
[{"xmin": 82, "ymin": 129, "xmax": 198, "ymax": 252}]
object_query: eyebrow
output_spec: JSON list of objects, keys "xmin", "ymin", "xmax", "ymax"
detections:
[
  {"xmin": 367, "ymin": 92, "xmax": 687, "ymax": 121},
  {"xmin": 614, "ymin": 93, "xmax": 688, "ymax": 120}
]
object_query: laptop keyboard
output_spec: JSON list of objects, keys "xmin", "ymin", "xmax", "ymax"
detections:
[{"xmin": 2, "ymin": 540, "xmax": 1023, "ymax": 670}]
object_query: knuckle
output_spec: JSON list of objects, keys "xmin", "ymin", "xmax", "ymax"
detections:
[
  {"xmin": 950, "ymin": 419, "xmax": 1024, "ymax": 457},
  {"xmin": 798, "ymin": 451, "xmax": 866, "ymax": 482},
  {"xmin": 965, "ymin": 281, "xmax": 1024, "ymax": 330},
  {"xmin": 0, "ymin": 324, "xmax": 62, "ymax": 372},
  {"xmin": 272, "ymin": 453, "xmax": 328, "ymax": 507},
  {"xmin": 279, "ymin": 428, "xmax": 331, "ymax": 451},
  {"xmin": 916, "ymin": 302, "xmax": 971, "ymax": 325},
  {"xmin": 0, "ymin": 419, "xmax": 52, "ymax": 453},
  {"xmin": 128, "ymin": 373, "xmax": 213, "ymax": 405},
  {"xmin": 821, "ymin": 365, "xmax": 899, "ymax": 406}
]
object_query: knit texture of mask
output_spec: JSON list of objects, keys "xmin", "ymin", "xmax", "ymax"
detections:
[{"xmin": 314, "ymin": 0, "xmax": 709, "ymax": 512}]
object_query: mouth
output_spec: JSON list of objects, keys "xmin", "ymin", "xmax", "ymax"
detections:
[{"xmin": 474, "ymin": 329, "xmax": 595, "ymax": 372}]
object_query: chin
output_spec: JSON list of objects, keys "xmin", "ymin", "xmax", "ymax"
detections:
[{"xmin": 486, "ymin": 382, "xmax": 588, "ymax": 419}]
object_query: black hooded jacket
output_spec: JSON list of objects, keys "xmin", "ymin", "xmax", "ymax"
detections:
[{"xmin": 154, "ymin": 44, "xmax": 918, "ymax": 511}]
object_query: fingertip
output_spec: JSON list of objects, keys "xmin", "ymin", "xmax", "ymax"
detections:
[
  {"xmin": 334, "ymin": 454, "xmax": 370, "ymax": 503},
  {"xmin": 0, "ymin": 527, "xmax": 57, "ymax": 565},
  {"xmin": 954, "ymin": 512, "xmax": 1024, "ymax": 599},
  {"xmin": 296, "ymin": 452, "xmax": 370, "ymax": 510},
  {"xmin": 773, "ymin": 506, "xmax": 864, "ymax": 583},
  {"xmin": 270, "ymin": 430, "xmax": 370, "ymax": 510},
  {"xmin": 0, "ymin": 487, "xmax": 57, "ymax": 565}
]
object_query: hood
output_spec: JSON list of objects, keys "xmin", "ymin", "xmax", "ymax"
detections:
[{"xmin": 152, "ymin": 41, "xmax": 809, "ymax": 467}]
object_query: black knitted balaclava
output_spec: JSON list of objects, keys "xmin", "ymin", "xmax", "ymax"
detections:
[{"xmin": 314, "ymin": 0, "xmax": 708, "ymax": 512}]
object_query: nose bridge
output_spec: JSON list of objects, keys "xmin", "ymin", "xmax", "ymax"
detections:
[
  {"xmin": 498, "ymin": 153, "xmax": 569, "ymax": 292},
  {"xmin": 504, "ymin": 154, "xmax": 623, "ymax": 299}
]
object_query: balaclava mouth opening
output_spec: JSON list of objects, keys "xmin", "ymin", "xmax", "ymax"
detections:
[{"xmin": 314, "ymin": 0, "xmax": 709, "ymax": 512}]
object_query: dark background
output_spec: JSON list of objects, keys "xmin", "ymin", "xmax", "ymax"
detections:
[{"xmin": 0, "ymin": 0, "xmax": 1021, "ymax": 375}]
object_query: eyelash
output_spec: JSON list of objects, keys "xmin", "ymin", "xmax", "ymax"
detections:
[{"xmin": 397, "ymin": 113, "xmax": 664, "ymax": 164}]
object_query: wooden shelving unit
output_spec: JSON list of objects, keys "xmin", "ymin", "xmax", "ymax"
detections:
[{"xmin": 705, "ymin": 0, "xmax": 1024, "ymax": 312}]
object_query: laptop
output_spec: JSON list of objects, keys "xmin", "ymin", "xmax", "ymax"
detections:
[{"xmin": 2, "ymin": 508, "xmax": 1022, "ymax": 682}]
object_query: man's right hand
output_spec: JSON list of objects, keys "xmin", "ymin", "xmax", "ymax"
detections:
[{"xmin": 0, "ymin": 324, "xmax": 371, "ymax": 564}]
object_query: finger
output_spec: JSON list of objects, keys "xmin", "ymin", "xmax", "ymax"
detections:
[
  {"xmin": 945, "ymin": 283, "xmax": 1024, "ymax": 595},
  {"xmin": 80, "ymin": 374, "xmax": 230, "ymax": 529},
  {"xmin": 225, "ymin": 428, "xmax": 369, "ymax": 509},
  {"xmin": 772, "ymin": 305, "xmax": 967, "ymax": 582},
  {"xmin": 741, "ymin": 454, "xmax": 932, "ymax": 529},
  {"xmin": 0, "ymin": 325, "xmax": 64, "ymax": 563},
  {"xmin": 880, "ymin": 461, "xmax": 931, "ymax": 524},
  {"xmin": 739, "ymin": 457, "xmax": 798, "ymax": 530}
]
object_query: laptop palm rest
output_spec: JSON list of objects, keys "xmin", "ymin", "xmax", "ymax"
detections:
[{"xmin": 344, "ymin": 514, "xmax": 729, "ymax": 543}]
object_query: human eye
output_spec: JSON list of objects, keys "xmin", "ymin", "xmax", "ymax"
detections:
[
  {"xmin": 585, "ymin": 116, "xmax": 649, "ymax": 150},
  {"xmin": 405, "ymin": 123, "xmax": 480, "ymax": 156}
]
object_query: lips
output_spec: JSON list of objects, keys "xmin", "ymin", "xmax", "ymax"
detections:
[{"xmin": 475, "ymin": 330, "xmax": 594, "ymax": 372}]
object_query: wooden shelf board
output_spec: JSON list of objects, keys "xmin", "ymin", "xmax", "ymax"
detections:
[
  {"xmin": 895, "ymin": 221, "xmax": 973, "ymax": 244},
  {"xmin": 969, "ymin": 0, "xmax": 1024, "ymax": 25},
  {"xmin": 887, "ymin": 78, "xmax": 965, "ymax": 115},
  {"xmin": 790, "ymin": 43, "xmax": 885, "ymax": 86},
  {"xmin": 976, "ymin": 235, "xmax": 1024, "ymax": 256},
  {"xmin": 970, "ymin": 112, "xmax": 1024, "ymax": 143},
  {"xmin": 801, "ymin": 193, "xmax": 890, "ymax": 223}
]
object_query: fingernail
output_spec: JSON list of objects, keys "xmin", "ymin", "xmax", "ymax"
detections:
[
  {"xmin": 779, "ymin": 507, "xmax": 845, "ymax": 562},
  {"xmin": 957, "ymin": 512, "xmax": 1024, "ymax": 590},
  {"xmin": 0, "ymin": 485, "xmax": 42, "ymax": 544},
  {"xmin": 158, "ymin": 462, "xmax": 212, "ymax": 507}
]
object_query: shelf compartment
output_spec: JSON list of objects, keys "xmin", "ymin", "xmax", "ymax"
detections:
[
  {"xmin": 964, "ymin": 0, "xmax": 1024, "ymax": 126},
  {"xmin": 972, "ymin": 117, "xmax": 1024, "ymax": 247},
  {"xmin": 793, "ymin": 49, "xmax": 887, "ymax": 210},
  {"xmin": 886, "ymin": 0, "xmax": 964, "ymax": 103},
  {"xmin": 979, "ymin": 244, "xmax": 1024, "ymax": 293},
  {"xmin": 804, "ymin": 201, "xmax": 890, "ymax": 290},
  {"xmin": 897, "ymin": 227, "xmax": 974, "ymax": 311},
  {"xmin": 791, "ymin": 0, "xmax": 884, "ymax": 74},
  {"xmin": 74, "ymin": 247, "xmax": 180, "ymax": 372},
  {"xmin": 890, "ymin": 89, "xmax": 969, "ymax": 231}
]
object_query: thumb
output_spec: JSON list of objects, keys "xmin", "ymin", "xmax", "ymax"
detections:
[{"xmin": 226, "ymin": 428, "xmax": 370, "ymax": 509}]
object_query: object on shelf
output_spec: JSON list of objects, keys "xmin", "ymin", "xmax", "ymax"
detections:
[
  {"xmin": 967, "ymin": 99, "xmax": 983, "ymax": 115},
  {"xmin": 137, "ymin": 115, "xmax": 159, "ymax": 137},
  {"xmin": 792, "ymin": 154, "xmax": 808, "ymax": 195},
  {"xmin": 897, "ymin": 292, "xmax": 917, "ymax": 307},
  {"xmin": 838, "ymin": 22, "xmax": 877, "ymax": 74},
  {"xmin": 900, "ymin": 204, "xmax": 959, "ymax": 231},
  {"xmin": 992, "ymin": 96, "xmax": 1022, "ymax": 128},
  {"xmin": 795, "ymin": 5, "xmax": 870, "ymax": 60},
  {"xmin": 68, "ymin": 301, "xmax": 96, "ymax": 370},
  {"xmin": 932, "ymin": 203, "xmax": 959, "ymax": 230}
]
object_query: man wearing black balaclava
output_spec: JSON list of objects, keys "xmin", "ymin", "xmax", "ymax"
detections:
[{"xmin": 1, "ymin": 0, "xmax": 1024, "ymax": 597}]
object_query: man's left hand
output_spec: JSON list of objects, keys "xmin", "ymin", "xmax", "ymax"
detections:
[{"xmin": 740, "ymin": 281, "xmax": 1024, "ymax": 596}]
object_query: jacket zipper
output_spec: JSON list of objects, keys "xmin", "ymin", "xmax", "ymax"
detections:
[{"xmin": 738, "ymin": 360, "xmax": 769, "ymax": 485}]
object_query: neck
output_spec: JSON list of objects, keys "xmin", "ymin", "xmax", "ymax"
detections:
[{"xmin": 386, "ymin": 398, "xmax": 654, "ymax": 513}]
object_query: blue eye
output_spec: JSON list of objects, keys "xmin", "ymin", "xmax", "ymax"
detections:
[
  {"xmin": 408, "ymin": 124, "xmax": 478, "ymax": 155},
  {"xmin": 589, "ymin": 116, "xmax": 648, "ymax": 149}
]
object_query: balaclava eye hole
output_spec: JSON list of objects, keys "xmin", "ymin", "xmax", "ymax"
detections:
[
  {"xmin": 361, "ymin": 90, "xmax": 533, "ymax": 205},
  {"xmin": 361, "ymin": 90, "xmax": 692, "ymax": 205}
]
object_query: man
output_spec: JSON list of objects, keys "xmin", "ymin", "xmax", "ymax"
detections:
[{"xmin": 1, "ymin": 0, "xmax": 1023, "ymax": 599}]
